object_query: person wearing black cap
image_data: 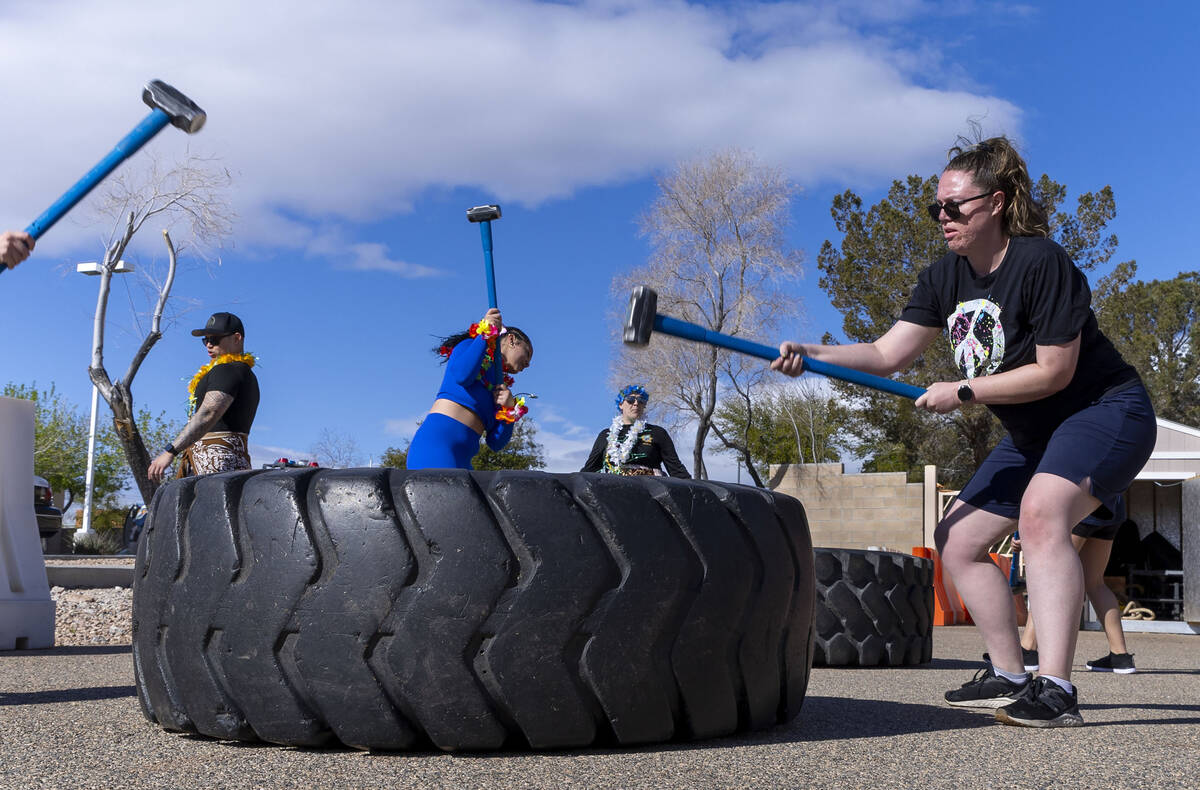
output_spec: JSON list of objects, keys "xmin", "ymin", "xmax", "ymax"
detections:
[{"xmin": 148, "ymin": 312, "xmax": 260, "ymax": 482}]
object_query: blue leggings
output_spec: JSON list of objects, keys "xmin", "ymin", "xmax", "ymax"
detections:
[{"xmin": 406, "ymin": 412, "xmax": 481, "ymax": 470}]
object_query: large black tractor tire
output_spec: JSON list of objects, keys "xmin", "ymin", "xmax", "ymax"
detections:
[
  {"xmin": 812, "ymin": 548, "xmax": 933, "ymax": 667},
  {"xmin": 132, "ymin": 468, "xmax": 816, "ymax": 751}
]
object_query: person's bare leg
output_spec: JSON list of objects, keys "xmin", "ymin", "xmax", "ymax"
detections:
[
  {"xmin": 936, "ymin": 501, "xmax": 1021, "ymax": 674},
  {"xmin": 1016, "ymin": 474, "xmax": 1102, "ymax": 681},
  {"xmin": 1020, "ymin": 610, "xmax": 1037, "ymax": 651},
  {"xmin": 1078, "ymin": 536, "xmax": 1129, "ymax": 655}
]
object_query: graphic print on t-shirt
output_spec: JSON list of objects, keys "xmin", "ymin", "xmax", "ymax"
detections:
[{"xmin": 948, "ymin": 297, "xmax": 1004, "ymax": 379}]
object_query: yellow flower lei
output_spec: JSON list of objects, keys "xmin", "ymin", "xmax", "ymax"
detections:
[{"xmin": 188, "ymin": 352, "xmax": 256, "ymax": 415}]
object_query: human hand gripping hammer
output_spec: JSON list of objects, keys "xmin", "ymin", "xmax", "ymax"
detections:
[
  {"xmin": 1, "ymin": 80, "xmax": 205, "ymax": 277},
  {"xmin": 623, "ymin": 286, "xmax": 926, "ymax": 400},
  {"xmin": 467, "ymin": 204, "xmax": 502, "ymax": 309}
]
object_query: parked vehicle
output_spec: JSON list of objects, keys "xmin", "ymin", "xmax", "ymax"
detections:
[
  {"xmin": 261, "ymin": 457, "xmax": 320, "ymax": 469},
  {"xmin": 34, "ymin": 475, "xmax": 65, "ymax": 553}
]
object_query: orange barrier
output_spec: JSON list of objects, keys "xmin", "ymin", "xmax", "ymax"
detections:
[
  {"xmin": 914, "ymin": 548, "xmax": 1028, "ymax": 627},
  {"xmin": 913, "ymin": 546, "xmax": 968, "ymax": 625}
]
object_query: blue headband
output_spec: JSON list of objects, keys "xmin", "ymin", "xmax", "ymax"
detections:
[{"xmin": 615, "ymin": 384, "xmax": 649, "ymax": 407}]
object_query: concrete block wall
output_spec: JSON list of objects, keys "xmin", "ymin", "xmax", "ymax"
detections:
[{"xmin": 768, "ymin": 462, "xmax": 925, "ymax": 551}]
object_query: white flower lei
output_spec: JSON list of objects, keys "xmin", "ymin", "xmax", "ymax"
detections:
[{"xmin": 604, "ymin": 416, "xmax": 646, "ymax": 473}]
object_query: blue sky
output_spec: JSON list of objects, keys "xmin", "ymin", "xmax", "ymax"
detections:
[{"xmin": 2, "ymin": 1, "xmax": 1197, "ymax": 498}]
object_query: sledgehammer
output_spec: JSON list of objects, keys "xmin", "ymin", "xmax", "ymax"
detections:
[
  {"xmin": 1, "ymin": 79, "xmax": 205, "ymax": 277},
  {"xmin": 624, "ymin": 285, "xmax": 926, "ymax": 399},
  {"xmin": 467, "ymin": 204, "xmax": 502, "ymax": 309}
]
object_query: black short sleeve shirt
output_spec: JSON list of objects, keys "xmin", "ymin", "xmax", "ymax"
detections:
[
  {"xmin": 899, "ymin": 236, "xmax": 1137, "ymax": 447},
  {"xmin": 194, "ymin": 361, "xmax": 260, "ymax": 434}
]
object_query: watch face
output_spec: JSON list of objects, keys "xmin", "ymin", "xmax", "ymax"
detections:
[{"xmin": 957, "ymin": 383, "xmax": 974, "ymax": 402}]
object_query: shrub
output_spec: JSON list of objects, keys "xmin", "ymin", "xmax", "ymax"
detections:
[{"xmin": 73, "ymin": 528, "xmax": 125, "ymax": 555}]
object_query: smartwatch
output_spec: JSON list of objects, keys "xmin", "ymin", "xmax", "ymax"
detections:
[
  {"xmin": 956, "ymin": 383, "xmax": 975, "ymax": 403},
  {"xmin": 163, "ymin": 443, "xmax": 178, "ymax": 455}
]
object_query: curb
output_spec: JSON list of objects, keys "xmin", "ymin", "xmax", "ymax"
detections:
[{"xmin": 45, "ymin": 565, "xmax": 134, "ymax": 589}]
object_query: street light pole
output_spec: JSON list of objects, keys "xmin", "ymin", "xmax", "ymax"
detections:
[
  {"xmin": 81, "ymin": 384, "xmax": 100, "ymax": 535},
  {"xmin": 76, "ymin": 260, "xmax": 134, "ymax": 536}
]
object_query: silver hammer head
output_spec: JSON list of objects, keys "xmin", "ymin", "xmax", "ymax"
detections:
[
  {"xmin": 142, "ymin": 80, "xmax": 206, "ymax": 134},
  {"xmin": 467, "ymin": 204, "xmax": 502, "ymax": 223},
  {"xmin": 623, "ymin": 286, "xmax": 658, "ymax": 346}
]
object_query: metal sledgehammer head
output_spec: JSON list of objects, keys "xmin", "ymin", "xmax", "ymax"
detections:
[
  {"xmin": 624, "ymin": 286, "xmax": 658, "ymax": 346},
  {"xmin": 142, "ymin": 80, "xmax": 206, "ymax": 133},
  {"xmin": 467, "ymin": 204, "xmax": 502, "ymax": 223}
]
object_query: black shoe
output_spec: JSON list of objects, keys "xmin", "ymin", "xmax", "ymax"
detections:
[
  {"xmin": 1022, "ymin": 648, "xmax": 1039, "ymax": 672},
  {"xmin": 945, "ymin": 659, "xmax": 1030, "ymax": 709},
  {"xmin": 1086, "ymin": 651, "xmax": 1136, "ymax": 674},
  {"xmin": 995, "ymin": 676, "xmax": 1083, "ymax": 728}
]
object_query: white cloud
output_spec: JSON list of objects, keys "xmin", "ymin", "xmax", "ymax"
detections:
[
  {"xmin": 337, "ymin": 242, "xmax": 442, "ymax": 278},
  {"xmin": 1, "ymin": 0, "xmax": 1020, "ymax": 258},
  {"xmin": 383, "ymin": 413, "xmax": 427, "ymax": 439}
]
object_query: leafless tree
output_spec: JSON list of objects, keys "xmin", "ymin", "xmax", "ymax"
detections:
[
  {"xmin": 310, "ymin": 428, "xmax": 365, "ymax": 469},
  {"xmin": 613, "ymin": 149, "xmax": 804, "ymax": 478},
  {"xmin": 86, "ymin": 154, "xmax": 234, "ymax": 504}
]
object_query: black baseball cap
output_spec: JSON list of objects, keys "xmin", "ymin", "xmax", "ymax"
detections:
[{"xmin": 190, "ymin": 311, "xmax": 245, "ymax": 337}]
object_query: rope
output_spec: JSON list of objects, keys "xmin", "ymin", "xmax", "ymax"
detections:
[{"xmin": 1121, "ymin": 600, "xmax": 1155, "ymax": 621}]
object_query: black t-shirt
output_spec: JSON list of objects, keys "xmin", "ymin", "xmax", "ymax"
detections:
[
  {"xmin": 899, "ymin": 236, "xmax": 1137, "ymax": 448},
  {"xmin": 581, "ymin": 423, "xmax": 691, "ymax": 478},
  {"xmin": 194, "ymin": 361, "xmax": 260, "ymax": 434}
]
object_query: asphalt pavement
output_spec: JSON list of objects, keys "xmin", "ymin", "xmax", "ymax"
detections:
[{"xmin": 1, "ymin": 627, "xmax": 1197, "ymax": 789}]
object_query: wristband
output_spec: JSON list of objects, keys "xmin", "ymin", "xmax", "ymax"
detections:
[{"xmin": 164, "ymin": 443, "xmax": 177, "ymax": 455}]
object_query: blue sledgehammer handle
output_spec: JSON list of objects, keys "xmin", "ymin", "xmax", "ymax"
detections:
[
  {"xmin": 654, "ymin": 314, "xmax": 927, "ymax": 400},
  {"xmin": 480, "ymin": 221, "xmax": 497, "ymax": 309},
  {"xmin": 1, "ymin": 108, "xmax": 171, "ymax": 277},
  {"xmin": 477, "ymin": 219, "xmax": 501, "ymax": 388},
  {"xmin": 26, "ymin": 109, "xmax": 170, "ymax": 240}
]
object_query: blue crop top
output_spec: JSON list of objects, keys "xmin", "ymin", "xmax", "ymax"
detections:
[{"xmin": 435, "ymin": 334, "xmax": 514, "ymax": 452}]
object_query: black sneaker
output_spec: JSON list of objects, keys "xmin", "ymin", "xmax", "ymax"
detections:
[
  {"xmin": 995, "ymin": 676, "xmax": 1083, "ymax": 728},
  {"xmin": 1086, "ymin": 651, "xmax": 1136, "ymax": 674},
  {"xmin": 1022, "ymin": 648, "xmax": 1039, "ymax": 672},
  {"xmin": 945, "ymin": 659, "xmax": 1031, "ymax": 709}
]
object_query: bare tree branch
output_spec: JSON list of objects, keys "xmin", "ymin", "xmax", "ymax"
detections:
[
  {"xmin": 84, "ymin": 155, "xmax": 235, "ymax": 504},
  {"xmin": 122, "ymin": 230, "xmax": 178, "ymax": 386},
  {"xmin": 310, "ymin": 428, "xmax": 364, "ymax": 469},
  {"xmin": 612, "ymin": 148, "xmax": 804, "ymax": 478}
]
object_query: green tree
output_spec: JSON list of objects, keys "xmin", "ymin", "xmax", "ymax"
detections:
[
  {"xmin": 3, "ymin": 382, "xmax": 126, "ymax": 509},
  {"xmin": 817, "ymin": 173, "xmax": 1121, "ymax": 487},
  {"xmin": 380, "ymin": 442, "xmax": 409, "ymax": 469},
  {"xmin": 2, "ymin": 382, "xmax": 179, "ymax": 507},
  {"xmin": 473, "ymin": 419, "xmax": 546, "ymax": 471},
  {"xmin": 1095, "ymin": 266, "xmax": 1200, "ymax": 425},
  {"xmin": 712, "ymin": 381, "xmax": 846, "ymax": 483}
]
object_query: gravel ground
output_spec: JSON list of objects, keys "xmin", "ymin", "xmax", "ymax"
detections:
[
  {"xmin": 50, "ymin": 587, "xmax": 133, "ymax": 647},
  {"xmin": 1, "ymin": 618, "xmax": 1197, "ymax": 790},
  {"xmin": 46, "ymin": 556, "xmax": 136, "ymax": 567},
  {"xmin": 44, "ymin": 557, "xmax": 135, "ymax": 648}
]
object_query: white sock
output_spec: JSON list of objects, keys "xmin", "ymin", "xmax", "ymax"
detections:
[
  {"xmin": 1040, "ymin": 674, "xmax": 1075, "ymax": 694},
  {"xmin": 992, "ymin": 664, "xmax": 1030, "ymax": 684}
]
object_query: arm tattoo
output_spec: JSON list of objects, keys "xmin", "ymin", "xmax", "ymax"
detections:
[{"xmin": 172, "ymin": 391, "xmax": 235, "ymax": 450}]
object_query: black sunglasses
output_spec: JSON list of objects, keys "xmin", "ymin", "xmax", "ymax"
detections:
[
  {"xmin": 201, "ymin": 333, "xmax": 231, "ymax": 346},
  {"xmin": 624, "ymin": 396, "xmax": 648, "ymax": 405},
  {"xmin": 926, "ymin": 191, "xmax": 992, "ymax": 222}
]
